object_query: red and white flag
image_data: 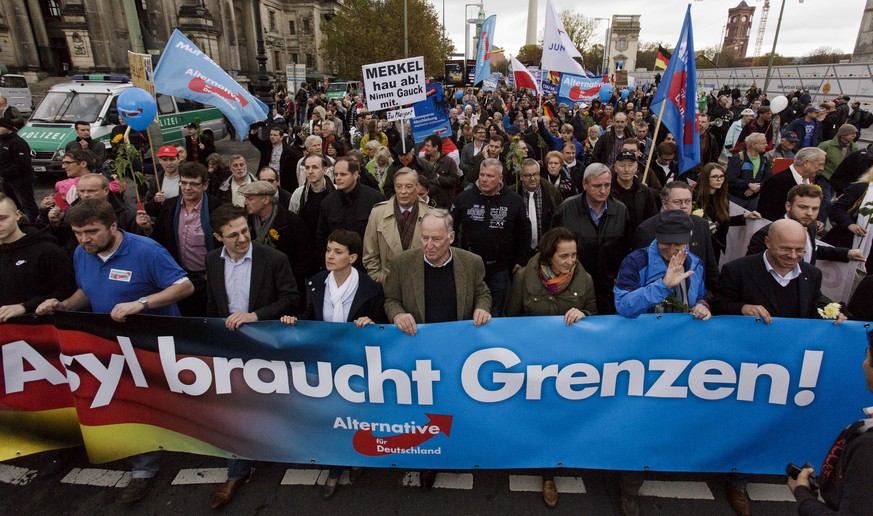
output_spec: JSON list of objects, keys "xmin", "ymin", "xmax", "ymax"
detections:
[{"xmin": 511, "ymin": 57, "xmax": 540, "ymax": 97}]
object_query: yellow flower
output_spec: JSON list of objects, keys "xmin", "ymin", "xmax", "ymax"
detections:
[
  {"xmin": 692, "ymin": 208, "xmax": 704, "ymax": 217},
  {"xmin": 269, "ymin": 229, "xmax": 280, "ymax": 241},
  {"xmin": 111, "ymin": 134, "xmax": 124, "ymax": 144},
  {"xmin": 817, "ymin": 302, "xmax": 841, "ymax": 320}
]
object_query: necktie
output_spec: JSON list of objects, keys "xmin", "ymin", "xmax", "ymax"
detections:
[
  {"xmin": 528, "ymin": 191, "xmax": 538, "ymax": 249},
  {"xmin": 403, "ymin": 210, "xmax": 410, "ymax": 222}
]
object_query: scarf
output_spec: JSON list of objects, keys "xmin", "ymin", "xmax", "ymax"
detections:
[
  {"xmin": 252, "ymin": 205, "xmax": 278, "ymax": 241},
  {"xmin": 393, "ymin": 200, "xmax": 419, "ymax": 251},
  {"xmin": 539, "ymin": 263, "xmax": 575, "ymax": 295},
  {"xmin": 328, "ymin": 267, "xmax": 359, "ymax": 323}
]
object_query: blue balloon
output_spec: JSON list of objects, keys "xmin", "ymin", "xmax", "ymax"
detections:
[
  {"xmin": 599, "ymin": 84, "xmax": 614, "ymax": 102},
  {"xmin": 621, "ymin": 88, "xmax": 630, "ymax": 100},
  {"xmin": 117, "ymin": 87, "xmax": 157, "ymax": 132}
]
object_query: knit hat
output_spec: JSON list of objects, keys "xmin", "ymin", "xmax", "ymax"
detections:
[{"xmin": 836, "ymin": 124, "xmax": 858, "ymax": 137}]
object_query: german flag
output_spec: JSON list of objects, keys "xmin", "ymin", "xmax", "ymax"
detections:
[{"xmin": 655, "ymin": 45, "xmax": 672, "ymax": 71}]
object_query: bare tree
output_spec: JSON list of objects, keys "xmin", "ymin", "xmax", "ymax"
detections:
[
  {"xmin": 803, "ymin": 46, "xmax": 848, "ymax": 65},
  {"xmin": 558, "ymin": 9, "xmax": 599, "ymax": 52}
]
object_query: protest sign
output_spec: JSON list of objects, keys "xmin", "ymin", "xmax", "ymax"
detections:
[
  {"xmin": 362, "ymin": 56, "xmax": 426, "ymax": 110},
  {"xmin": 557, "ymin": 73, "xmax": 609, "ymax": 105},
  {"xmin": 386, "ymin": 107, "xmax": 415, "ymax": 122},
  {"xmin": 409, "ymin": 83, "xmax": 452, "ymax": 143}
]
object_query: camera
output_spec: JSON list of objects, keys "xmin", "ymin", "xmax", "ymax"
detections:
[{"xmin": 786, "ymin": 462, "xmax": 820, "ymax": 492}]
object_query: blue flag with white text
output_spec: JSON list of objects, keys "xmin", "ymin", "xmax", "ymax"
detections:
[
  {"xmin": 473, "ymin": 15, "xmax": 497, "ymax": 87},
  {"xmin": 153, "ymin": 30, "xmax": 269, "ymax": 141},
  {"xmin": 648, "ymin": 7, "xmax": 700, "ymax": 174}
]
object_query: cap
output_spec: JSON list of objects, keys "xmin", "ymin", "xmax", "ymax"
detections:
[
  {"xmin": 782, "ymin": 131, "xmax": 800, "ymax": 143},
  {"xmin": 185, "ymin": 122, "xmax": 198, "ymax": 129},
  {"xmin": 740, "ymin": 108, "xmax": 756, "ymax": 116},
  {"xmin": 837, "ymin": 124, "xmax": 858, "ymax": 137},
  {"xmin": 507, "ymin": 125, "xmax": 521, "ymax": 135},
  {"xmin": 615, "ymin": 150, "xmax": 638, "ymax": 163},
  {"xmin": 0, "ymin": 119, "xmax": 18, "ymax": 132},
  {"xmin": 655, "ymin": 211, "xmax": 694, "ymax": 245},
  {"xmin": 804, "ymin": 105, "xmax": 820, "ymax": 114},
  {"xmin": 156, "ymin": 145, "xmax": 178, "ymax": 157},
  {"xmin": 238, "ymin": 180, "xmax": 278, "ymax": 197}
]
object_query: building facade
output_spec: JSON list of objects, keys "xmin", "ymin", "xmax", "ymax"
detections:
[
  {"xmin": 607, "ymin": 14, "xmax": 640, "ymax": 72},
  {"xmin": 0, "ymin": 0, "xmax": 338, "ymax": 84},
  {"xmin": 852, "ymin": 0, "xmax": 873, "ymax": 62},
  {"xmin": 722, "ymin": 1, "xmax": 755, "ymax": 59}
]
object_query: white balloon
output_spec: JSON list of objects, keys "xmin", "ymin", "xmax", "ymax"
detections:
[{"xmin": 770, "ymin": 95, "xmax": 789, "ymax": 114}]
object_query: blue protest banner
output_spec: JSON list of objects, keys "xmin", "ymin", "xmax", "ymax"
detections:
[
  {"xmin": 473, "ymin": 15, "xmax": 496, "ymax": 86},
  {"xmin": 558, "ymin": 74, "xmax": 609, "ymax": 106},
  {"xmin": 408, "ymin": 83, "xmax": 452, "ymax": 143},
  {"xmin": 153, "ymin": 30, "xmax": 269, "ymax": 141},
  {"xmin": 4, "ymin": 312, "xmax": 867, "ymax": 474}
]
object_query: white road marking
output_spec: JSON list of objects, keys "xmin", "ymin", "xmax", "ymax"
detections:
[
  {"xmin": 0, "ymin": 464, "xmax": 37, "ymax": 485},
  {"xmin": 400, "ymin": 472, "xmax": 473, "ymax": 490},
  {"xmin": 171, "ymin": 468, "xmax": 227, "ymax": 485},
  {"xmin": 640, "ymin": 480, "xmax": 714, "ymax": 499},
  {"xmin": 508, "ymin": 474, "xmax": 586, "ymax": 493},
  {"xmin": 747, "ymin": 482, "xmax": 795, "ymax": 501},
  {"xmin": 280, "ymin": 469, "xmax": 324, "ymax": 485},
  {"xmin": 60, "ymin": 468, "xmax": 130, "ymax": 487}
]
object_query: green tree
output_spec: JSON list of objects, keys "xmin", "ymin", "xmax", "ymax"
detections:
[
  {"xmin": 516, "ymin": 44, "xmax": 542, "ymax": 65},
  {"xmin": 635, "ymin": 41, "xmax": 666, "ymax": 70},
  {"xmin": 321, "ymin": 0, "xmax": 454, "ymax": 80},
  {"xmin": 752, "ymin": 53, "xmax": 790, "ymax": 66}
]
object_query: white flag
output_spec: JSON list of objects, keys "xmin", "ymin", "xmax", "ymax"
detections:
[{"xmin": 541, "ymin": 0, "xmax": 586, "ymax": 76}]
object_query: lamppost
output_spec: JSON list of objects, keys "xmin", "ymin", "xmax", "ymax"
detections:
[
  {"xmin": 251, "ymin": 0, "xmax": 275, "ymax": 114},
  {"xmin": 763, "ymin": 0, "xmax": 804, "ymax": 93}
]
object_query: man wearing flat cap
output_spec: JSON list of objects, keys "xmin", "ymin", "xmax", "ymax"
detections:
[
  {"xmin": 614, "ymin": 210, "xmax": 710, "ymax": 319},
  {"xmin": 0, "ymin": 118, "xmax": 38, "ymax": 222},
  {"xmin": 240, "ymin": 180, "xmax": 308, "ymax": 299}
]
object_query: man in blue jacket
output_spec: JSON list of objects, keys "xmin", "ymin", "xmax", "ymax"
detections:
[{"xmin": 614, "ymin": 210, "xmax": 711, "ymax": 320}]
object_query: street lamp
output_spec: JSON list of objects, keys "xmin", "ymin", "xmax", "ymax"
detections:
[
  {"xmin": 763, "ymin": 0, "xmax": 804, "ymax": 93},
  {"xmin": 251, "ymin": 0, "xmax": 275, "ymax": 114}
]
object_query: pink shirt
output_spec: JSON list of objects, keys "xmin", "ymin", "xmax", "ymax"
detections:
[{"xmin": 177, "ymin": 197, "xmax": 207, "ymax": 272}]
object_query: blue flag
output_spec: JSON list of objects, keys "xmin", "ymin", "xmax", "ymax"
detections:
[
  {"xmin": 649, "ymin": 7, "xmax": 699, "ymax": 175},
  {"xmin": 473, "ymin": 15, "xmax": 496, "ymax": 87},
  {"xmin": 153, "ymin": 30, "xmax": 269, "ymax": 141}
]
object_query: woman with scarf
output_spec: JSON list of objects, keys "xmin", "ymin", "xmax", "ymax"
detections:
[
  {"xmin": 541, "ymin": 150, "xmax": 578, "ymax": 200},
  {"xmin": 505, "ymin": 226, "xmax": 597, "ymax": 509},
  {"xmin": 281, "ymin": 229, "xmax": 385, "ymax": 500},
  {"xmin": 365, "ymin": 146, "xmax": 393, "ymax": 194}
]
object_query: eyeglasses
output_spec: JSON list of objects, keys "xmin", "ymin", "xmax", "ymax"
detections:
[
  {"xmin": 520, "ymin": 173, "xmax": 539, "ymax": 179},
  {"xmin": 668, "ymin": 199, "xmax": 693, "ymax": 207},
  {"xmin": 710, "ymin": 174, "xmax": 725, "ymax": 180},
  {"xmin": 61, "ymin": 160, "xmax": 77, "ymax": 165}
]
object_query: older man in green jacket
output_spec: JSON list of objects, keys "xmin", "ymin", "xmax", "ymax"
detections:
[{"xmin": 818, "ymin": 123, "xmax": 858, "ymax": 223}]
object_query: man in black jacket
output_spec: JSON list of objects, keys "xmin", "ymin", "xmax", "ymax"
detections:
[
  {"xmin": 64, "ymin": 121, "xmax": 106, "ymax": 164},
  {"xmin": 250, "ymin": 125, "xmax": 300, "ymax": 192},
  {"xmin": 611, "ymin": 151, "xmax": 658, "ymax": 230},
  {"xmin": 451, "ymin": 157, "xmax": 530, "ymax": 316},
  {"xmin": 0, "ymin": 119, "xmax": 38, "ymax": 222},
  {"xmin": 315, "ymin": 157, "xmax": 386, "ymax": 269}
]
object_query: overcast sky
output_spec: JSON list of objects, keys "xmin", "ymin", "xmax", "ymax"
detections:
[{"xmin": 438, "ymin": 0, "xmax": 867, "ymax": 63}]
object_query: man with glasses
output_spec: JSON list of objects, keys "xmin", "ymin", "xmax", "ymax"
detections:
[
  {"xmin": 552, "ymin": 163, "xmax": 631, "ymax": 314},
  {"xmin": 633, "ymin": 181, "xmax": 720, "ymax": 293},
  {"xmin": 516, "ymin": 159, "xmax": 562, "ymax": 258},
  {"xmin": 136, "ymin": 162, "xmax": 223, "ymax": 316},
  {"xmin": 257, "ymin": 166, "xmax": 293, "ymax": 210}
]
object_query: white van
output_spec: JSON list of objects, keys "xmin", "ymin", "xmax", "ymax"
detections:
[
  {"xmin": 0, "ymin": 73, "xmax": 33, "ymax": 115},
  {"xmin": 21, "ymin": 74, "xmax": 229, "ymax": 176}
]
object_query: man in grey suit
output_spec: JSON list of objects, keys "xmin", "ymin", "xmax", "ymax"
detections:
[
  {"xmin": 382, "ymin": 208, "xmax": 491, "ymax": 492},
  {"xmin": 204, "ymin": 204, "xmax": 300, "ymax": 509}
]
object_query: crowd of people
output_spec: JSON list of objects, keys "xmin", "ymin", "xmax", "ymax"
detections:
[{"xmin": 1, "ymin": 78, "xmax": 872, "ymax": 516}]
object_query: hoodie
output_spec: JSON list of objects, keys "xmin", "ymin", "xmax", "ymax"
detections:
[{"xmin": 0, "ymin": 225, "xmax": 78, "ymax": 313}]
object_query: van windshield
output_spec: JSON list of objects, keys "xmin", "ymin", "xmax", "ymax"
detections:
[
  {"xmin": 326, "ymin": 83, "xmax": 349, "ymax": 93},
  {"xmin": 30, "ymin": 92, "xmax": 109, "ymax": 123}
]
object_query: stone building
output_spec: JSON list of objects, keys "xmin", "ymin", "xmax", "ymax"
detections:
[
  {"xmin": 853, "ymin": 0, "xmax": 873, "ymax": 62},
  {"xmin": 606, "ymin": 14, "xmax": 640, "ymax": 72},
  {"xmin": 722, "ymin": 1, "xmax": 755, "ymax": 59},
  {"xmin": 0, "ymin": 0, "xmax": 338, "ymax": 84}
]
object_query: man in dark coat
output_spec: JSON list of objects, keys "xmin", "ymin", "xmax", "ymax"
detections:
[
  {"xmin": 0, "ymin": 119, "xmax": 38, "ymax": 222},
  {"xmin": 250, "ymin": 125, "xmax": 300, "ymax": 191}
]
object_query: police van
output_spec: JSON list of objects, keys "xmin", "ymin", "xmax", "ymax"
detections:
[
  {"xmin": 0, "ymin": 72, "xmax": 33, "ymax": 115},
  {"xmin": 20, "ymin": 74, "xmax": 229, "ymax": 176}
]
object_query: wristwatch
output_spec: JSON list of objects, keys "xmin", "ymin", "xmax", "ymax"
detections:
[{"xmin": 137, "ymin": 297, "xmax": 149, "ymax": 309}]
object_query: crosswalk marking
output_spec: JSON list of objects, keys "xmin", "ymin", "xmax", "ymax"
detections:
[
  {"xmin": 60, "ymin": 468, "xmax": 130, "ymax": 487},
  {"xmin": 280, "ymin": 468, "xmax": 324, "ymax": 485},
  {"xmin": 0, "ymin": 464, "xmax": 37, "ymax": 486},
  {"xmin": 171, "ymin": 468, "xmax": 228, "ymax": 485},
  {"xmin": 747, "ymin": 482, "xmax": 795, "ymax": 502},
  {"xmin": 400, "ymin": 471, "xmax": 474, "ymax": 490},
  {"xmin": 639, "ymin": 480, "xmax": 714, "ymax": 499},
  {"xmin": 508, "ymin": 475, "xmax": 587, "ymax": 493}
]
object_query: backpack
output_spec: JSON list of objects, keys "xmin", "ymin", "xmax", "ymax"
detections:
[{"xmin": 860, "ymin": 109, "xmax": 873, "ymax": 129}]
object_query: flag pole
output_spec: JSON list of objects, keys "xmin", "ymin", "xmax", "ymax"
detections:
[{"xmin": 641, "ymin": 99, "xmax": 667, "ymax": 186}]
